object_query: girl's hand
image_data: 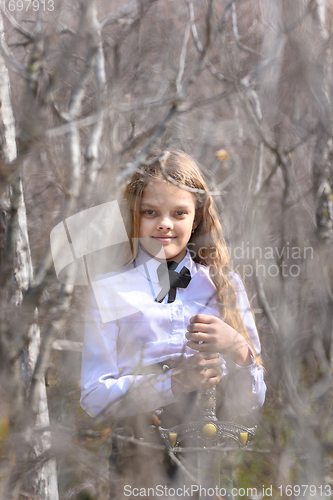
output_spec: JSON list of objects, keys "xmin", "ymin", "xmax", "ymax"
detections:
[
  {"xmin": 186, "ymin": 314, "xmax": 252, "ymax": 367},
  {"xmin": 171, "ymin": 352, "xmax": 222, "ymax": 397}
]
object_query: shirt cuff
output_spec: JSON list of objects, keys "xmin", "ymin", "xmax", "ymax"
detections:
[{"xmin": 224, "ymin": 343, "xmax": 257, "ymax": 370}]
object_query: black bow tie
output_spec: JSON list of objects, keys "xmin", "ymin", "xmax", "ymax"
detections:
[{"xmin": 155, "ymin": 261, "xmax": 191, "ymax": 303}]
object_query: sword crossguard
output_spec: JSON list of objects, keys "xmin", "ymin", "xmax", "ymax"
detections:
[
  {"xmin": 159, "ymin": 420, "xmax": 256, "ymax": 449},
  {"xmin": 159, "ymin": 386, "xmax": 256, "ymax": 449}
]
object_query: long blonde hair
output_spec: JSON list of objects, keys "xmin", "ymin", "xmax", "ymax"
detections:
[{"xmin": 123, "ymin": 150, "xmax": 260, "ymax": 364}]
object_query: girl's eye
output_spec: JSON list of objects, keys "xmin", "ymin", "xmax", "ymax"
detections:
[
  {"xmin": 175, "ymin": 211, "xmax": 186, "ymax": 216},
  {"xmin": 142, "ymin": 210, "xmax": 155, "ymax": 215}
]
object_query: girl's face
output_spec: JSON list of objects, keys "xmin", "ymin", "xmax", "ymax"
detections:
[{"xmin": 139, "ymin": 180, "xmax": 197, "ymax": 262}]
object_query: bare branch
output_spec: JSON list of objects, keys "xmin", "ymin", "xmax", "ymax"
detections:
[
  {"xmin": 0, "ymin": 34, "xmax": 31, "ymax": 80},
  {"xmin": 168, "ymin": 451, "xmax": 201, "ymax": 484},
  {"xmin": 176, "ymin": 21, "xmax": 190, "ymax": 94},
  {"xmin": 0, "ymin": 4, "xmax": 34, "ymax": 41},
  {"xmin": 100, "ymin": 0, "xmax": 158, "ymax": 29},
  {"xmin": 28, "ymin": 283, "xmax": 74, "ymax": 415},
  {"xmin": 253, "ymin": 273, "xmax": 279, "ymax": 337},
  {"xmin": 68, "ymin": 46, "xmax": 98, "ymax": 120},
  {"xmin": 231, "ymin": 2, "xmax": 261, "ymax": 56}
]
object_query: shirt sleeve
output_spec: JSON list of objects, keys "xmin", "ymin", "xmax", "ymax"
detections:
[
  {"xmin": 80, "ymin": 290, "xmax": 179, "ymax": 418},
  {"xmin": 219, "ymin": 273, "xmax": 266, "ymax": 416}
]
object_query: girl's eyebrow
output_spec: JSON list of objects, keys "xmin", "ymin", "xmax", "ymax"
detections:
[
  {"xmin": 140, "ymin": 202, "xmax": 158, "ymax": 208},
  {"xmin": 173, "ymin": 205, "xmax": 192, "ymax": 210},
  {"xmin": 141, "ymin": 202, "xmax": 193, "ymax": 210}
]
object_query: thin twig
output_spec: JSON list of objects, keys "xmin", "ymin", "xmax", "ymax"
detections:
[
  {"xmin": 0, "ymin": 4, "xmax": 34, "ymax": 41},
  {"xmin": 168, "ymin": 451, "xmax": 201, "ymax": 484},
  {"xmin": 0, "ymin": 34, "xmax": 30, "ymax": 80},
  {"xmin": 253, "ymin": 273, "xmax": 279, "ymax": 337},
  {"xmin": 176, "ymin": 21, "xmax": 191, "ymax": 94},
  {"xmin": 231, "ymin": 2, "xmax": 261, "ymax": 56},
  {"xmin": 100, "ymin": 0, "xmax": 158, "ymax": 29}
]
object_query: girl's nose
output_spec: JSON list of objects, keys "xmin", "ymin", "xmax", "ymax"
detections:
[{"xmin": 157, "ymin": 216, "xmax": 173, "ymax": 230}]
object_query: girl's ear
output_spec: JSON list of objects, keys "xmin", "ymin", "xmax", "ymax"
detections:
[{"xmin": 192, "ymin": 211, "xmax": 202, "ymax": 231}]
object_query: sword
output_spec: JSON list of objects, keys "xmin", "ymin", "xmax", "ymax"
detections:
[
  {"xmin": 159, "ymin": 384, "xmax": 256, "ymax": 499},
  {"xmin": 155, "ymin": 282, "xmax": 255, "ymax": 496}
]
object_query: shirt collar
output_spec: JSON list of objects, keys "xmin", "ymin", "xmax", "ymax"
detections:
[{"xmin": 134, "ymin": 246, "xmax": 197, "ymax": 283}]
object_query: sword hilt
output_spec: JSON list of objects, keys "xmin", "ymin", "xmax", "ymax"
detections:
[{"xmin": 199, "ymin": 385, "xmax": 217, "ymax": 421}]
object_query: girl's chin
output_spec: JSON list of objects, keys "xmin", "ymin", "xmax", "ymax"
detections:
[
  {"xmin": 139, "ymin": 238, "xmax": 167, "ymax": 260},
  {"xmin": 138, "ymin": 238, "xmax": 186, "ymax": 262}
]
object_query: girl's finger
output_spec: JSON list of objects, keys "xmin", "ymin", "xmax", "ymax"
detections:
[
  {"xmin": 200, "ymin": 367, "xmax": 219, "ymax": 378},
  {"xmin": 198, "ymin": 357, "xmax": 221, "ymax": 369},
  {"xmin": 206, "ymin": 375, "xmax": 221, "ymax": 387},
  {"xmin": 202, "ymin": 352, "xmax": 220, "ymax": 360},
  {"xmin": 201, "ymin": 374, "xmax": 221, "ymax": 390},
  {"xmin": 186, "ymin": 323, "xmax": 210, "ymax": 333},
  {"xmin": 190, "ymin": 314, "xmax": 213, "ymax": 325},
  {"xmin": 185, "ymin": 331, "xmax": 210, "ymax": 342},
  {"xmin": 187, "ymin": 340, "xmax": 209, "ymax": 352}
]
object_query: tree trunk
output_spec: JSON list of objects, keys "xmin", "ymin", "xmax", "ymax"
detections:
[
  {"xmin": 310, "ymin": 0, "xmax": 333, "ymax": 239},
  {"xmin": 0, "ymin": 11, "xmax": 59, "ymax": 500}
]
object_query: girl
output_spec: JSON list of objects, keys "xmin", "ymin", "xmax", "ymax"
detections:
[{"xmin": 80, "ymin": 149, "xmax": 265, "ymax": 424}]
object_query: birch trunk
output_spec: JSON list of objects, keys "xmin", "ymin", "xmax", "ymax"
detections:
[
  {"xmin": 0, "ymin": 11, "xmax": 59, "ymax": 500},
  {"xmin": 310, "ymin": 0, "xmax": 333, "ymax": 239}
]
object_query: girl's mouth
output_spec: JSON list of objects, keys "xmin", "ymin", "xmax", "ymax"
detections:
[{"xmin": 152, "ymin": 236, "xmax": 175, "ymax": 242}]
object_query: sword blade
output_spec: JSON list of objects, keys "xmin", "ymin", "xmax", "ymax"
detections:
[
  {"xmin": 197, "ymin": 386, "xmax": 221, "ymax": 499},
  {"xmin": 197, "ymin": 445, "xmax": 220, "ymax": 499}
]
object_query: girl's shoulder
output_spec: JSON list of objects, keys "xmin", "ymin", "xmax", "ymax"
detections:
[
  {"xmin": 90, "ymin": 261, "xmax": 135, "ymax": 283},
  {"xmin": 191, "ymin": 258, "xmax": 244, "ymax": 292},
  {"xmin": 228, "ymin": 271, "xmax": 245, "ymax": 292}
]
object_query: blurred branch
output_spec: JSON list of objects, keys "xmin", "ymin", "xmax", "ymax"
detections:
[
  {"xmin": 285, "ymin": 126, "xmax": 317, "ymax": 154},
  {"xmin": 82, "ymin": 5, "xmax": 107, "ymax": 202},
  {"xmin": 56, "ymin": 23, "xmax": 76, "ymax": 37},
  {"xmin": 216, "ymin": 0, "xmax": 236, "ymax": 33},
  {"xmin": 45, "ymin": 112, "xmax": 101, "ymax": 138},
  {"xmin": 176, "ymin": 21, "xmax": 191, "ymax": 94},
  {"xmin": 28, "ymin": 283, "xmax": 74, "ymax": 415},
  {"xmin": 253, "ymin": 274, "xmax": 279, "ymax": 337},
  {"xmin": 187, "ymin": 0, "xmax": 232, "ymax": 83},
  {"xmin": 168, "ymin": 451, "xmax": 200, "ymax": 484},
  {"xmin": 231, "ymin": 3, "xmax": 261, "ymax": 56},
  {"xmin": 187, "ymin": 0, "xmax": 203, "ymax": 52},
  {"xmin": 0, "ymin": 4, "xmax": 34, "ymax": 41},
  {"xmin": 100, "ymin": 0, "xmax": 158, "ymax": 29},
  {"xmin": 253, "ymin": 143, "xmax": 264, "ymax": 197},
  {"xmin": 0, "ymin": 33, "xmax": 31, "ymax": 80},
  {"xmin": 52, "ymin": 339, "xmax": 83, "ymax": 352}
]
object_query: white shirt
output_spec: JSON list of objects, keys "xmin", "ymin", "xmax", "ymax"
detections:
[{"xmin": 80, "ymin": 248, "xmax": 266, "ymax": 418}]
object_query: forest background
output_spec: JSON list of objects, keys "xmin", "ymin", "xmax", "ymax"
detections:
[{"xmin": 0, "ymin": 0, "xmax": 333, "ymax": 498}]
